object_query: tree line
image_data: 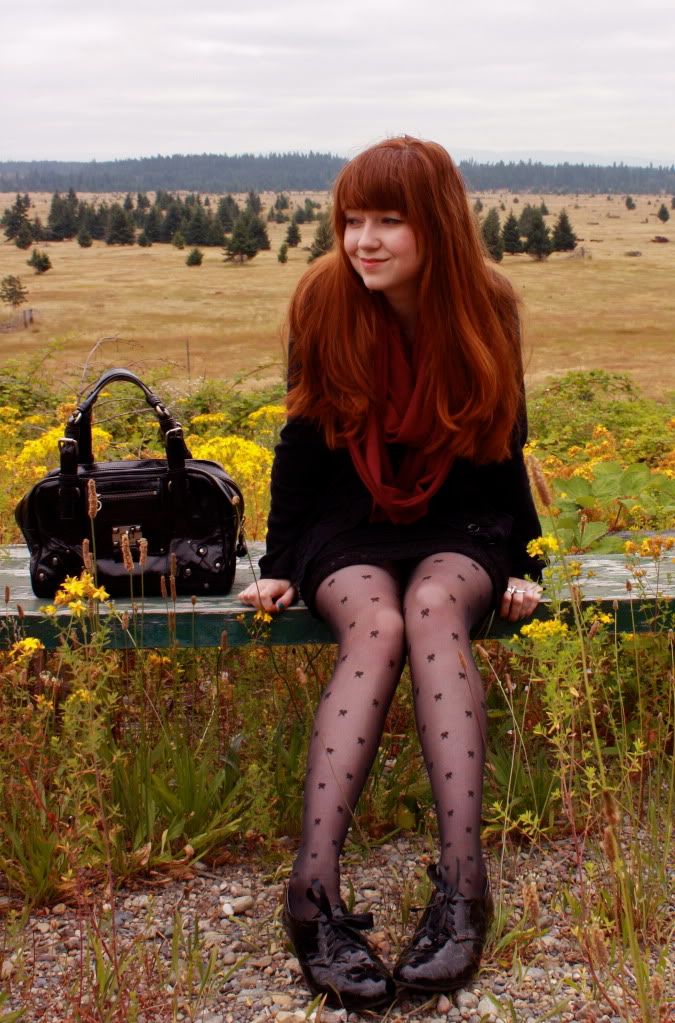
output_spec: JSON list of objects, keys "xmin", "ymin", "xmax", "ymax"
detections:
[
  {"xmin": 1, "ymin": 188, "xmax": 328, "ymax": 260},
  {"xmin": 2, "ymin": 153, "xmax": 675, "ymax": 194}
]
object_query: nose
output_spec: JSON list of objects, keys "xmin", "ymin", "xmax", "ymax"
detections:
[{"xmin": 357, "ymin": 217, "xmax": 380, "ymax": 251}]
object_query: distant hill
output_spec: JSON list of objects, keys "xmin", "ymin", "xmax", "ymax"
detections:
[{"xmin": 0, "ymin": 152, "xmax": 674, "ymax": 194}]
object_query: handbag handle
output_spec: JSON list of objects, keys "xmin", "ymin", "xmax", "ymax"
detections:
[{"xmin": 63, "ymin": 368, "xmax": 190, "ymax": 466}]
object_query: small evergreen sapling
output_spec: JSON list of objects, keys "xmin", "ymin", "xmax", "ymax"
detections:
[
  {"xmin": 285, "ymin": 218, "xmax": 301, "ymax": 247},
  {"xmin": 552, "ymin": 209, "xmax": 577, "ymax": 251},
  {"xmin": 502, "ymin": 211, "xmax": 523, "ymax": 254},
  {"xmin": 0, "ymin": 275, "xmax": 28, "ymax": 311},
  {"xmin": 277, "ymin": 242, "xmax": 288, "ymax": 264},
  {"xmin": 481, "ymin": 208, "xmax": 503, "ymax": 262},
  {"xmin": 186, "ymin": 247, "xmax": 203, "ymax": 266},
  {"xmin": 625, "ymin": 195, "xmax": 636, "ymax": 210},
  {"xmin": 524, "ymin": 209, "xmax": 552, "ymax": 260},
  {"xmin": 656, "ymin": 203, "xmax": 670, "ymax": 223},
  {"xmin": 27, "ymin": 249, "xmax": 52, "ymax": 274},
  {"xmin": 308, "ymin": 213, "xmax": 334, "ymax": 262}
]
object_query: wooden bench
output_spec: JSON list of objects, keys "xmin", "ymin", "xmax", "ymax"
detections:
[{"xmin": 0, "ymin": 543, "xmax": 672, "ymax": 649}]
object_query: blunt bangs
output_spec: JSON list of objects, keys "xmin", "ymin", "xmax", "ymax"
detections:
[{"xmin": 333, "ymin": 145, "xmax": 416, "ymax": 226}]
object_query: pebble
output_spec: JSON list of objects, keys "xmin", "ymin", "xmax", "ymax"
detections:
[
  {"xmin": 0, "ymin": 835, "xmax": 653, "ymax": 1023},
  {"xmin": 456, "ymin": 989, "xmax": 479, "ymax": 1009},
  {"xmin": 477, "ymin": 996, "xmax": 495, "ymax": 1017},
  {"xmin": 231, "ymin": 895, "xmax": 255, "ymax": 914}
]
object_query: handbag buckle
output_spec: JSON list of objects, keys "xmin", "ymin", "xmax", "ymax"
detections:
[{"xmin": 112, "ymin": 525, "xmax": 143, "ymax": 550}]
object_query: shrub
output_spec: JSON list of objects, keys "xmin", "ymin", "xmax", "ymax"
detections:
[
  {"xmin": 185, "ymin": 247, "xmax": 203, "ymax": 266},
  {"xmin": 27, "ymin": 249, "xmax": 52, "ymax": 274}
]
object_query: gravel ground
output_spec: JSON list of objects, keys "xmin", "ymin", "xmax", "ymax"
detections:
[{"xmin": 1, "ymin": 835, "xmax": 672, "ymax": 1022}]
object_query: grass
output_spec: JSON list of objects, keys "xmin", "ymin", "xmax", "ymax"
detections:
[{"xmin": 1, "ymin": 191, "xmax": 674, "ymax": 397}]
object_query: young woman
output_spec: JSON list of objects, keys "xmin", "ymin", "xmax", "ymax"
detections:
[{"xmin": 239, "ymin": 136, "xmax": 545, "ymax": 1010}]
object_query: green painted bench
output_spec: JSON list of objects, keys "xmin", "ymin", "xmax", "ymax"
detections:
[{"xmin": 0, "ymin": 542, "xmax": 672, "ymax": 649}]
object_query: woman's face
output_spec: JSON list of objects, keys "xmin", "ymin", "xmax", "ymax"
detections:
[{"xmin": 343, "ymin": 209, "xmax": 423, "ymax": 310}]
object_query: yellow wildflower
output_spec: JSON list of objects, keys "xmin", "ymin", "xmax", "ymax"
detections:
[
  {"xmin": 624, "ymin": 540, "xmax": 638, "ymax": 555},
  {"xmin": 90, "ymin": 585, "xmax": 109, "ymax": 602},
  {"xmin": 526, "ymin": 534, "xmax": 561, "ymax": 559},
  {"xmin": 66, "ymin": 687, "xmax": 94, "ymax": 705},
  {"xmin": 68, "ymin": 600, "xmax": 87, "ymax": 616},
  {"xmin": 11, "ymin": 637, "xmax": 45, "ymax": 660},
  {"xmin": 254, "ymin": 609, "xmax": 273, "ymax": 624},
  {"xmin": 520, "ymin": 619, "xmax": 570, "ymax": 641},
  {"xmin": 41, "ymin": 604, "xmax": 58, "ymax": 617}
]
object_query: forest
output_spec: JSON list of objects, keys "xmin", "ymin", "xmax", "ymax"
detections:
[{"xmin": 1, "ymin": 152, "xmax": 675, "ymax": 193}]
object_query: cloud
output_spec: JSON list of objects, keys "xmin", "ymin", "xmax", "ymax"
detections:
[{"xmin": 2, "ymin": 0, "xmax": 674, "ymax": 162}]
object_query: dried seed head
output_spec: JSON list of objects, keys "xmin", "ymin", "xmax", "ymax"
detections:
[
  {"xmin": 219, "ymin": 630, "xmax": 228, "ymax": 651},
  {"xmin": 87, "ymin": 479, "xmax": 99, "ymax": 519},
  {"xmin": 475, "ymin": 643, "xmax": 490, "ymax": 663},
  {"xmin": 602, "ymin": 789, "xmax": 619, "ymax": 827},
  {"xmin": 17, "ymin": 603, "xmax": 24, "ymax": 620},
  {"xmin": 4, "ymin": 585, "xmax": 10, "ymax": 604},
  {"xmin": 625, "ymin": 579, "xmax": 632, "ymax": 593},
  {"xmin": 121, "ymin": 611, "xmax": 130, "ymax": 631},
  {"xmin": 168, "ymin": 610, "xmax": 176, "ymax": 630},
  {"xmin": 120, "ymin": 532, "xmax": 134, "ymax": 573},
  {"xmin": 612, "ymin": 599, "xmax": 618, "ymax": 611},
  {"xmin": 588, "ymin": 924, "xmax": 609, "ymax": 970},
  {"xmin": 82, "ymin": 538, "xmax": 93, "ymax": 573},
  {"xmin": 160, "ymin": 575, "xmax": 168, "ymax": 599},
  {"xmin": 522, "ymin": 881, "xmax": 540, "ymax": 925},
  {"xmin": 169, "ymin": 552, "xmax": 177, "ymax": 579},
  {"xmin": 650, "ymin": 973, "xmax": 664, "ymax": 1005},
  {"xmin": 191, "ymin": 594, "xmax": 197, "ymax": 607},
  {"xmin": 138, "ymin": 537, "xmax": 148, "ymax": 569},
  {"xmin": 602, "ymin": 825, "xmax": 618, "ymax": 864},
  {"xmin": 588, "ymin": 620, "xmax": 601, "ymax": 640},
  {"xmin": 458, "ymin": 649, "xmax": 468, "ymax": 671},
  {"xmin": 169, "ymin": 574, "xmax": 177, "ymax": 602},
  {"xmin": 296, "ymin": 666, "xmax": 308, "ymax": 687},
  {"xmin": 527, "ymin": 455, "xmax": 553, "ymax": 507}
]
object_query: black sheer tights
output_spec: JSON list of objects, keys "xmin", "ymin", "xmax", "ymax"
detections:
[{"xmin": 287, "ymin": 554, "xmax": 493, "ymax": 920}]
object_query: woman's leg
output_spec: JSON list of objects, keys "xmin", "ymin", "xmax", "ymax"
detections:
[
  {"xmin": 402, "ymin": 553, "xmax": 494, "ymax": 898},
  {"xmin": 288, "ymin": 563, "xmax": 406, "ymax": 919}
]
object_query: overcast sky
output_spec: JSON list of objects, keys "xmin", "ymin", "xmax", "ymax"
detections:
[{"xmin": 3, "ymin": 0, "xmax": 674, "ymax": 164}]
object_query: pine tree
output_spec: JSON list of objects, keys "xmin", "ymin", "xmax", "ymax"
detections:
[
  {"xmin": 137, "ymin": 232, "xmax": 152, "ymax": 247},
  {"xmin": 184, "ymin": 205, "xmax": 211, "ymax": 245},
  {"xmin": 249, "ymin": 213, "xmax": 270, "ymax": 251},
  {"xmin": 524, "ymin": 209, "xmax": 552, "ymax": 260},
  {"xmin": 277, "ymin": 242, "xmax": 288, "ymax": 264},
  {"xmin": 0, "ymin": 275, "xmax": 28, "ymax": 311},
  {"xmin": 172, "ymin": 230, "xmax": 185, "ymax": 250},
  {"xmin": 77, "ymin": 227, "xmax": 93, "ymax": 248},
  {"xmin": 123, "ymin": 193, "xmax": 134, "ymax": 212},
  {"xmin": 303, "ymin": 198, "xmax": 316, "ymax": 223},
  {"xmin": 539, "ymin": 201, "xmax": 549, "ymax": 215},
  {"xmin": 1, "ymin": 193, "xmax": 31, "ymax": 241},
  {"xmin": 143, "ymin": 206, "xmax": 162, "ymax": 242},
  {"xmin": 481, "ymin": 208, "xmax": 503, "ymax": 262},
  {"xmin": 502, "ymin": 211, "xmax": 523, "ymax": 254},
  {"xmin": 224, "ymin": 212, "xmax": 259, "ymax": 262},
  {"xmin": 286, "ymin": 218, "xmax": 301, "ymax": 247},
  {"xmin": 47, "ymin": 191, "xmax": 78, "ymax": 240},
  {"xmin": 27, "ymin": 249, "xmax": 51, "ymax": 273},
  {"xmin": 473, "ymin": 198, "xmax": 483, "ymax": 214},
  {"xmin": 657, "ymin": 203, "xmax": 670, "ymax": 223},
  {"xmin": 518, "ymin": 203, "xmax": 538, "ymax": 236},
  {"xmin": 207, "ymin": 218, "xmax": 225, "ymax": 247},
  {"xmin": 245, "ymin": 190, "xmax": 262, "ymax": 215},
  {"xmin": 216, "ymin": 195, "xmax": 239, "ymax": 232},
  {"xmin": 552, "ymin": 209, "xmax": 577, "ymax": 251},
  {"xmin": 625, "ymin": 195, "xmax": 636, "ymax": 210},
  {"xmin": 159, "ymin": 202, "xmax": 183, "ymax": 243},
  {"xmin": 186, "ymin": 247, "xmax": 203, "ymax": 266},
  {"xmin": 274, "ymin": 193, "xmax": 290, "ymax": 211},
  {"xmin": 308, "ymin": 213, "xmax": 334, "ymax": 262},
  {"xmin": 15, "ymin": 220, "xmax": 33, "ymax": 250},
  {"xmin": 106, "ymin": 205, "xmax": 135, "ymax": 245}
]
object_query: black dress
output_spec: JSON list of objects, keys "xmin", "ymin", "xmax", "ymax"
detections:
[{"xmin": 258, "ymin": 411, "xmax": 545, "ymax": 620}]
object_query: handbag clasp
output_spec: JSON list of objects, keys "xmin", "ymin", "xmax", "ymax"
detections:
[{"xmin": 112, "ymin": 525, "xmax": 143, "ymax": 550}]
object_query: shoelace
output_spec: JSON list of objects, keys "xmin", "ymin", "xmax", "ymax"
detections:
[{"xmin": 306, "ymin": 882, "xmax": 376, "ymax": 964}]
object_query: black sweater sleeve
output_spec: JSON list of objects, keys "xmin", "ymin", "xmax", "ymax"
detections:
[
  {"xmin": 257, "ymin": 414, "xmax": 329, "ymax": 583},
  {"xmin": 502, "ymin": 384, "xmax": 546, "ymax": 582}
]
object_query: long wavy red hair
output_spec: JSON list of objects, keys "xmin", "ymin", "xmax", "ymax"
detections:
[{"xmin": 286, "ymin": 135, "xmax": 522, "ymax": 463}]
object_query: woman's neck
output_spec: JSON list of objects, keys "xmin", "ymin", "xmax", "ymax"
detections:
[{"xmin": 385, "ymin": 293, "xmax": 417, "ymax": 346}]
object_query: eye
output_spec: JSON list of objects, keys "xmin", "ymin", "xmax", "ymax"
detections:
[
  {"xmin": 344, "ymin": 216, "xmax": 362, "ymax": 226},
  {"xmin": 382, "ymin": 216, "xmax": 403, "ymax": 225}
]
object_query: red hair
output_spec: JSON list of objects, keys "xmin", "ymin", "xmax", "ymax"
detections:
[{"xmin": 286, "ymin": 136, "xmax": 522, "ymax": 463}]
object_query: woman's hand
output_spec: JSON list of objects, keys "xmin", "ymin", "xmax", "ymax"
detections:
[
  {"xmin": 239, "ymin": 578, "xmax": 297, "ymax": 613},
  {"xmin": 499, "ymin": 577, "xmax": 543, "ymax": 622}
]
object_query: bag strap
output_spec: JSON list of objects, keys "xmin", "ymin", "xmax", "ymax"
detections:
[{"xmin": 63, "ymin": 368, "xmax": 191, "ymax": 465}]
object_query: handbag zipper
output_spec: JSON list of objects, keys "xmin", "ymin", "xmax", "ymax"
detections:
[{"xmin": 99, "ymin": 489, "xmax": 160, "ymax": 501}]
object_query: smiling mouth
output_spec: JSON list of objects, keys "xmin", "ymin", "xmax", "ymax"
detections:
[{"xmin": 359, "ymin": 258, "xmax": 387, "ymax": 266}]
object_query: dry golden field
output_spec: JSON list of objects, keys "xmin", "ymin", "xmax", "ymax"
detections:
[{"xmin": 1, "ymin": 190, "xmax": 673, "ymax": 397}]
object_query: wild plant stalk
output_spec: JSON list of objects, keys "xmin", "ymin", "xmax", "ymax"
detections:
[{"xmin": 528, "ymin": 455, "xmax": 671, "ymax": 1023}]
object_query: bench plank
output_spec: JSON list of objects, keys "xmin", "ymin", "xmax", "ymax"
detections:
[{"xmin": 0, "ymin": 543, "xmax": 672, "ymax": 648}]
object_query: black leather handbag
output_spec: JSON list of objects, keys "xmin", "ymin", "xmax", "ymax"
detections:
[{"xmin": 15, "ymin": 368, "xmax": 247, "ymax": 599}]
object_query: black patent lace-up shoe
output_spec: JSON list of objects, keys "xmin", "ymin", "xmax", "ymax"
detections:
[
  {"xmin": 393, "ymin": 864, "xmax": 493, "ymax": 993},
  {"xmin": 282, "ymin": 881, "xmax": 396, "ymax": 1010}
]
